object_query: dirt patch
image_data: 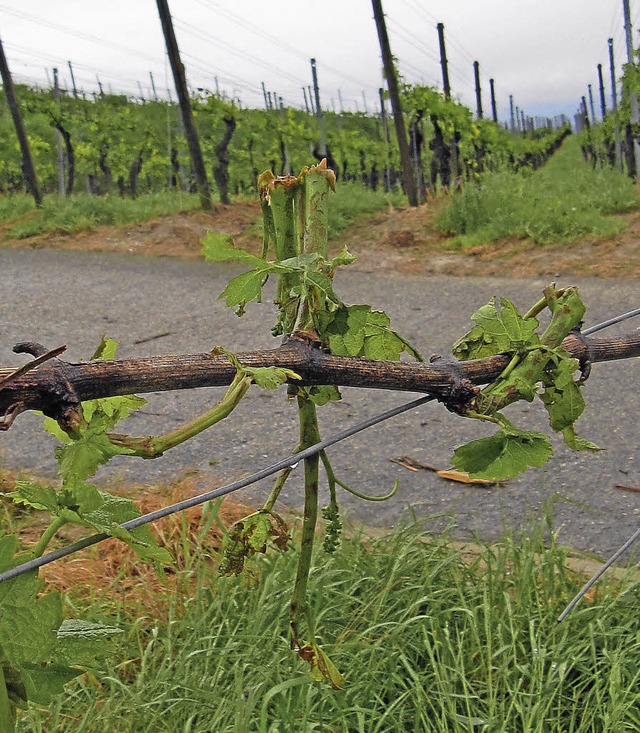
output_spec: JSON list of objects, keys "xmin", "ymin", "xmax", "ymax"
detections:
[
  {"xmin": 1, "ymin": 201, "xmax": 262, "ymax": 259},
  {"xmin": 3, "ymin": 198, "xmax": 640, "ymax": 278}
]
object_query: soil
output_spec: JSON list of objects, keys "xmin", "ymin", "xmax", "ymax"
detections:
[{"xmin": 3, "ymin": 198, "xmax": 640, "ymax": 278}]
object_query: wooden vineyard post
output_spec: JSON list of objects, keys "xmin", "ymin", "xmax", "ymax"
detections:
[
  {"xmin": 0, "ymin": 35, "xmax": 42, "ymax": 208},
  {"xmin": 474, "ymin": 61, "xmax": 483, "ymax": 119},
  {"xmin": 156, "ymin": 0, "xmax": 212, "ymax": 210},
  {"xmin": 608, "ymin": 38, "xmax": 623, "ymax": 171},
  {"xmin": 371, "ymin": 0, "xmax": 419, "ymax": 206},
  {"xmin": 490, "ymin": 78, "xmax": 498, "ymax": 123}
]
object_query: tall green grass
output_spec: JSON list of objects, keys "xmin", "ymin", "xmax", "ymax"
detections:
[
  {"xmin": 0, "ymin": 191, "xmax": 202, "ymax": 240},
  {"xmin": 437, "ymin": 137, "xmax": 639, "ymax": 248},
  {"xmin": 18, "ymin": 512, "xmax": 640, "ymax": 732},
  {"xmin": 327, "ymin": 182, "xmax": 405, "ymax": 239}
]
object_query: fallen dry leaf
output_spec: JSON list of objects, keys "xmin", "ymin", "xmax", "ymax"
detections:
[
  {"xmin": 390, "ymin": 456, "xmax": 505, "ymax": 487},
  {"xmin": 435, "ymin": 468, "xmax": 497, "ymax": 486}
]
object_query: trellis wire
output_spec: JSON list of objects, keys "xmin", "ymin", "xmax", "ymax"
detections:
[
  {"xmin": 582, "ymin": 306, "xmax": 640, "ymax": 335},
  {"xmin": 0, "ymin": 394, "xmax": 434, "ymax": 584},
  {"xmin": 558, "ymin": 526, "xmax": 640, "ymax": 622}
]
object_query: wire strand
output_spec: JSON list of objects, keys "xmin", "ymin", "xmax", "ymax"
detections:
[
  {"xmin": 583, "ymin": 307, "xmax": 640, "ymax": 335},
  {"xmin": 0, "ymin": 395, "xmax": 433, "ymax": 584},
  {"xmin": 557, "ymin": 526, "xmax": 640, "ymax": 622}
]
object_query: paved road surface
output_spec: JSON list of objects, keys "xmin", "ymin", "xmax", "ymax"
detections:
[{"xmin": 1, "ymin": 248, "xmax": 639, "ymax": 557}]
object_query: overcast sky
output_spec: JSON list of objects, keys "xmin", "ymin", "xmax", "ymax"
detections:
[{"xmin": 0, "ymin": 1, "xmax": 636, "ymax": 123}]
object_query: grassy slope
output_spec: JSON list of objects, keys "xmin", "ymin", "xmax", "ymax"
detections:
[
  {"xmin": 437, "ymin": 136, "xmax": 640, "ymax": 248},
  {"xmin": 18, "ymin": 511, "xmax": 640, "ymax": 733}
]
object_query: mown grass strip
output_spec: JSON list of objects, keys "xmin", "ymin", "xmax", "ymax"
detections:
[{"xmin": 437, "ymin": 136, "xmax": 640, "ymax": 248}]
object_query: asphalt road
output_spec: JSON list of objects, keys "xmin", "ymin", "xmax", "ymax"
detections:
[{"xmin": 1, "ymin": 248, "xmax": 639, "ymax": 558}]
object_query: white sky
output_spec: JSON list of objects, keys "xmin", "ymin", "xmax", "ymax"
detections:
[{"xmin": 0, "ymin": 1, "xmax": 636, "ymax": 123}]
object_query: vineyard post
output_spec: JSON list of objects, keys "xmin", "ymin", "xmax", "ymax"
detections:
[
  {"xmin": 437, "ymin": 23, "xmax": 452, "ymax": 100},
  {"xmin": 371, "ymin": 0, "xmax": 419, "ymax": 206},
  {"xmin": 310, "ymin": 58, "xmax": 327, "ymax": 158},
  {"xmin": 278, "ymin": 97, "xmax": 292, "ymax": 175},
  {"xmin": 307, "ymin": 86, "xmax": 315, "ymax": 114},
  {"xmin": 597, "ymin": 63, "xmax": 606, "ymax": 120},
  {"xmin": 581, "ymin": 96, "xmax": 594, "ymax": 161},
  {"xmin": 0, "ymin": 35, "xmax": 42, "ymax": 208},
  {"xmin": 490, "ymin": 78, "xmax": 498, "ymax": 123},
  {"xmin": 262, "ymin": 82, "xmax": 270, "ymax": 111},
  {"xmin": 302, "ymin": 87, "xmax": 310, "ymax": 114},
  {"xmin": 53, "ymin": 68, "xmax": 65, "ymax": 197},
  {"xmin": 149, "ymin": 71, "xmax": 158, "ymax": 101},
  {"xmin": 337, "ymin": 89, "xmax": 344, "ymax": 113},
  {"xmin": 587, "ymin": 84, "xmax": 596, "ymax": 123},
  {"xmin": 435, "ymin": 26, "xmax": 460, "ymax": 177},
  {"xmin": 379, "ymin": 87, "xmax": 392, "ymax": 191},
  {"xmin": 607, "ymin": 38, "xmax": 623, "ymax": 171},
  {"xmin": 473, "ymin": 61, "xmax": 483, "ymax": 119},
  {"xmin": 622, "ymin": 0, "xmax": 640, "ymax": 180},
  {"xmin": 509, "ymin": 94, "xmax": 515, "ymax": 131},
  {"xmin": 67, "ymin": 60, "xmax": 78, "ymax": 99},
  {"xmin": 155, "ymin": 0, "xmax": 212, "ymax": 210}
]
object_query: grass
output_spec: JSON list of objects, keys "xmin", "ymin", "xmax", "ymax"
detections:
[
  {"xmin": 0, "ymin": 191, "xmax": 202, "ymax": 240},
  {"xmin": 437, "ymin": 136, "xmax": 640, "ymax": 248},
  {"xmin": 0, "ymin": 181, "xmax": 403, "ymax": 245},
  {"xmin": 326, "ymin": 182, "xmax": 405, "ymax": 239},
  {"xmin": 15, "ymin": 501, "xmax": 640, "ymax": 733}
]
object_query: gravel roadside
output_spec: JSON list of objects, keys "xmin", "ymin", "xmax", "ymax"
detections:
[{"xmin": 1, "ymin": 248, "xmax": 639, "ymax": 558}]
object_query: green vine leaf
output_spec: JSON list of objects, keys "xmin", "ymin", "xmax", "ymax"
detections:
[
  {"xmin": 7, "ymin": 482, "xmax": 57, "ymax": 512},
  {"xmin": 323, "ymin": 304, "xmax": 368, "ymax": 356},
  {"xmin": 80, "ymin": 492, "xmax": 172, "ymax": 568},
  {"xmin": 325, "ymin": 305, "xmax": 419, "ymax": 361},
  {"xmin": 218, "ymin": 269, "xmax": 271, "ymax": 311},
  {"xmin": 540, "ymin": 355, "xmax": 599, "ymax": 452},
  {"xmin": 452, "ymin": 296, "xmax": 539, "ymax": 360},
  {"xmin": 82, "ymin": 395, "xmax": 147, "ymax": 429},
  {"xmin": 16, "ymin": 663, "xmax": 82, "ymax": 707},
  {"xmin": 0, "ymin": 535, "xmax": 120, "ymax": 709},
  {"xmin": 54, "ymin": 619, "xmax": 123, "ymax": 668},
  {"xmin": 307, "ymin": 385, "xmax": 341, "ymax": 406},
  {"xmin": 329, "ymin": 246, "xmax": 357, "ymax": 269},
  {"xmin": 212, "ymin": 347, "xmax": 300, "ymax": 390},
  {"xmin": 296, "ymin": 643, "xmax": 345, "ymax": 689},
  {"xmin": 90, "ymin": 335, "xmax": 119, "ymax": 361},
  {"xmin": 452, "ymin": 423, "xmax": 552, "ymax": 480},
  {"xmin": 201, "ymin": 230, "xmax": 267, "ymax": 267},
  {"xmin": 54, "ymin": 433, "xmax": 125, "ymax": 484},
  {"xmin": 243, "ymin": 366, "xmax": 301, "ymax": 390}
]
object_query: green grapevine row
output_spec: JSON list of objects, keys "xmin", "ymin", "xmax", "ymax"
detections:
[{"xmin": 0, "ymin": 83, "xmax": 569, "ymax": 202}]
